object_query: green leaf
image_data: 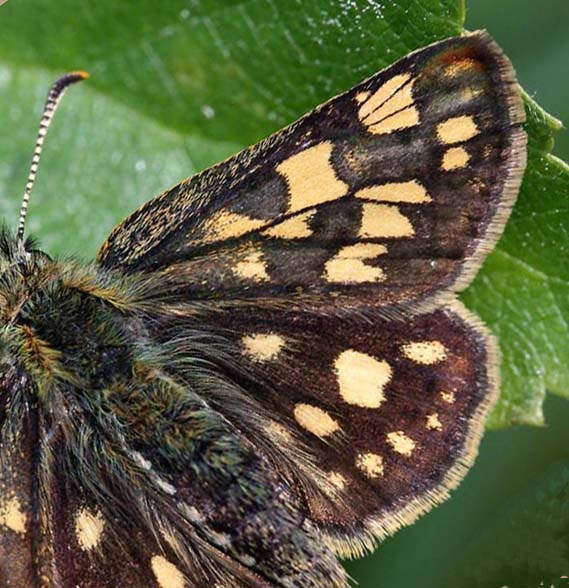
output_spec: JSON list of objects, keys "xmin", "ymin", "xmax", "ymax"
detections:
[
  {"xmin": 0, "ymin": 2, "xmax": 565, "ymax": 429},
  {"xmin": 441, "ymin": 461, "xmax": 569, "ymax": 587},
  {"xmin": 463, "ymin": 95, "xmax": 569, "ymax": 428}
]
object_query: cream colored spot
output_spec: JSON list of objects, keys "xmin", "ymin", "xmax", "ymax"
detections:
[
  {"xmin": 75, "ymin": 508, "xmax": 105, "ymax": 550},
  {"xmin": 355, "ymin": 91, "xmax": 370, "ymax": 103},
  {"xmin": 354, "ymin": 71, "xmax": 418, "ymax": 136},
  {"xmin": 356, "ymin": 452, "xmax": 384, "ymax": 478},
  {"xmin": 277, "ymin": 142, "xmax": 348, "ymax": 214},
  {"xmin": 426, "ymin": 413, "xmax": 443, "ymax": 431},
  {"xmin": 327, "ymin": 471, "xmax": 348, "ymax": 490},
  {"xmin": 263, "ymin": 210, "xmax": 314, "ymax": 239},
  {"xmin": 0, "ymin": 497, "xmax": 26, "ymax": 535},
  {"xmin": 294, "ymin": 403, "xmax": 340, "ymax": 438},
  {"xmin": 440, "ymin": 390, "xmax": 456, "ymax": 404},
  {"xmin": 358, "ymin": 73, "xmax": 411, "ymax": 119},
  {"xmin": 363, "ymin": 83, "xmax": 415, "ymax": 126},
  {"xmin": 367, "ymin": 107, "xmax": 420, "ymax": 135},
  {"xmin": 386, "ymin": 431, "xmax": 416, "ymax": 457},
  {"xmin": 234, "ymin": 250, "xmax": 270, "ymax": 281},
  {"xmin": 242, "ymin": 333, "xmax": 285, "ymax": 362},
  {"xmin": 335, "ymin": 349, "xmax": 392, "ymax": 408},
  {"xmin": 151, "ymin": 555, "xmax": 185, "ymax": 588},
  {"xmin": 437, "ymin": 116, "xmax": 479, "ymax": 144},
  {"xmin": 356, "ymin": 180, "xmax": 431, "ymax": 204},
  {"xmin": 325, "ymin": 243, "xmax": 387, "ymax": 284},
  {"xmin": 207, "ymin": 211, "xmax": 265, "ymax": 241},
  {"xmin": 402, "ymin": 340, "xmax": 448, "ymax": 365},
  {"xmin": 442, "ymin": 146, "xmax": 470, "ymax": 170},
  {"xmin": 359, "ymin": 203, "xmax": 414, "ymax": 238}
]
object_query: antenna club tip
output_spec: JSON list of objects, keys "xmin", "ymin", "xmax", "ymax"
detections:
[
  {"xmin": 55, "ymin": 71, "xmax": 90, "ymax": 89},
  {"xmin": 66, "ymin": 70, "xmax": 89, "ymax": 82}
]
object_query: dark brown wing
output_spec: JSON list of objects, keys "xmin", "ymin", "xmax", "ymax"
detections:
[
  {"xmin": 149, "ymin": 299, "xmax": 497, "ymax": 558},
  {"xmin": 98, "ymin": 31, "xmax": 525, "ymax": 311}
]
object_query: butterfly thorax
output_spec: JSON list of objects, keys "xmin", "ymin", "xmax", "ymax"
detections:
[{"xmin": 0, "ymin": 235, "xmax": 137, "ymax": 398}]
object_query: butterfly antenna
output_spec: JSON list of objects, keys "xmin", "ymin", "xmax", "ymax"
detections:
[{"xmin": 16, "ymin": 71, "xmax": 89, "ymax": 243}]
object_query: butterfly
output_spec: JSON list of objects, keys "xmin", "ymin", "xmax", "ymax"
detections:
[{"xmin": 0, "ymin": 30, "xmax": 526, "ymax": 588}]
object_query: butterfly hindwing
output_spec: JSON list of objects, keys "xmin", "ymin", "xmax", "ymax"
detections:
[
  {"xmin": 98, "ymin": 31, "xmax": 525, "ymax": 311},
  {"xmin": 149, "ymin": 299, "xmax": 497, "ymax": 557}
]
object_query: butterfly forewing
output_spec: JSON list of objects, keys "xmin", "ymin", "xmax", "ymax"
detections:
[{"xmin": 99, "ymin": 32, "xmax": 525, "ymax": 312}]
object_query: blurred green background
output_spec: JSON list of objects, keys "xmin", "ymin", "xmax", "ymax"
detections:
[{"xmin": 0, "ymin": 0, "xmax": 567, "ymax": 587}]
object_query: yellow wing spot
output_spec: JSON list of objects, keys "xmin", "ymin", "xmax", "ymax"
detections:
[
  {"xmin": 358, "ymin": 73, "xmax": 411, "ymax": 119},
  {"xmin": 359, "ymin": 203, "xmax": 414, "ymax": 238},
  {"xmin": 277, "ymin": 142, "xmax": 348, "ymax": 214},
  {"xmin": 242, "ymin": 333, "xmax": 285, "ymax": 362},
  {"xmin": 362, "ymin": 84, "xmax": 414, "ymax": 126},
  {"xmin": 426, "ymin": 413, "xmax": 443, "ymax": 431},
  {"xmin": 75, "ymin": 508, "xmax": 105, "ymax": 550},
  {"xmin": 386, "ymin": 431, "xmax": 416, "ymax": 457},
  {"xmin": 437, "ymin": 116, "xmax": 479, "ymax": 144},
  {"xmin": 0, "ymin": 497, "xmax": 26, "ymax": 535},
  {"xmin": 357, "ymin": 74, "xmax": 419, "ymax": 135},
  {"xmin": 262, "ymin": 210, "xmax": 314, "ymax": 239},
  {"xmin": 327, "ymin": 471, "xmax": 348, "ymax": 490},
  {"xmin": 234, "ymin": 249, "xmax": 270, "ymax": 282},
  {"xmin": 440, "ymin": 390, "xmax": 456, "ymax": 404},
  {"xmin": 335, "ymin": 349, "xmax": 392, "ymax": 408},
  {"xmin": 356, "ymin": 180, "xmax": 431, "ymax": 204},
  {"xmin": 442, "ymin": 146, "xmax": 470, "ymax": 170},
  {"xmin": 151, "ymin": 555, "xmax": 186, "ymax": 588},
  {"xmin": 325, "ymin": 243, "xmax": 387, "ymax": 284},
  {"xmin": 367, "ymin": 107, "xmax": 420, "ymax": 135},
  {"xmin": 356, "ymin": 452, "xmax": 384, "ymax": 479},
  {"xmin": 402, "ymin": 340, "xmax": 448, "ymax": 365},
  {"xmin": 205, "ymin": 210, "xmax": 265, "ymax": 242},
  {"xmin": 355, "ymin": 91, "xmax": 371, "ymax": 103},
  {"xmin": 294, "ymin": 403, "xmax": 341, "ymax": 438}
]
